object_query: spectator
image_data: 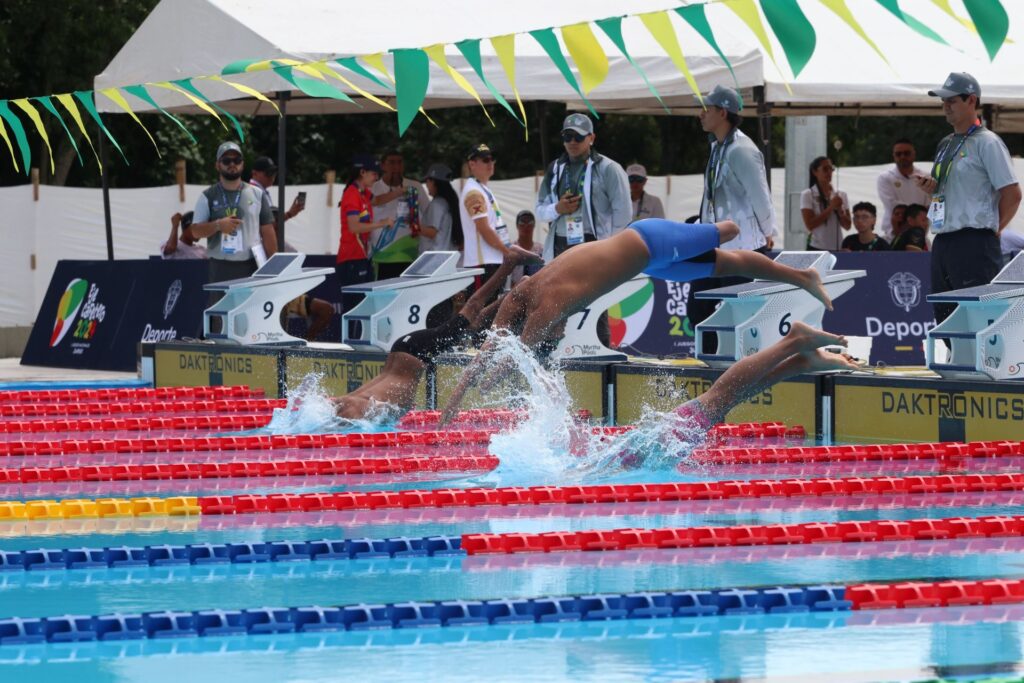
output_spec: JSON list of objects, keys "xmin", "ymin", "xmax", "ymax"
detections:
[
  {"xmin": 891, "ymin": 204, "xmax": 930, "ymax": 251},
  {"xmin": 459, "ymin": 143, "xmax": 510, "ymax": 290},
  {"xmin": 876, "ymin": 139, "xmax": 930, "ymax": 240},
  {"xmin": 1001, "ymin": 229, "xmax": 1024, "ymax": 265},
  {"xmin": 890, "ymin": 203, "xmax": 908, "ymax": 238},
  {"xmin": 249, "ymin": 156, "xmax": 305, "ymax": 224},
  {"xmin": 698, "ymin": 85, "xmax": 775, "ymax": 251},
  {"xmin": 337, "ymin": 154, "xmax": 394, "ymax": 314},
  {"xmin": 371, "ymin": 150, "xmax": 429, "ymax": 280},
  {"xmin": 189, "ymin": 141, "xmax": 276, "ymax": 295},
  {"xmin": 511, "ymin": 210, "xmax": 543, "ymax": 285},
  {"xmin": 281, "ymin": 294, "xmax": 334, "ymax": 342},
  {"xmin": 535, "ymin": 113, "xmax": 630, "ymax": 261},
  {"xmin": 627, "ymin": 164, "xmax": 665, "ymax": 220},
  {"xmin": 161, "ymin": 211, "xmax": 206, "ymax": 259},
  {"xmin": 419, "ymin": 163, "xmax": 463, "ymax": 254},
  {"xmin": 917, "ymin": 72, "xmax": 1021, "ymax": 326},
  {"xmin": 800, "ymin": 156, "xmax": 851, "ymax": 251},
  {"xmin": 842, "ymin": 202, "xmax": 890, "ymax": 251}
]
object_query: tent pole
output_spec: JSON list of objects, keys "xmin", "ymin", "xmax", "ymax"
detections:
[
  {"xmin": 276, "ymin": 90, "xmax": 290, "ymax": 249},
  {"xmin": 99, "ymin": 125, "xmax": 114, "ymax": 260},
  {"xmin": 754, "ymin": 86, "xmax": 772, "ymax": 189}
]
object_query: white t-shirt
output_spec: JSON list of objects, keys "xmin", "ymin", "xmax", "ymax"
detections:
[
  {"xmin": 459, "ymin": 177, "xmax": 509, "ymax": 266},
  {"xmin": 876, "ymin": 164, "xmax": 931, "ymax": 239},
  {"xmin": 419, "ymin": 196, "xmax": 454, "ymax": 254},
  {"xmin": 632, "ymin": 192, "xmax": 665, "ymax": 221},
  {"xmin": 800, "ymin": 186, "xmax": 850, "ymax": 250}
]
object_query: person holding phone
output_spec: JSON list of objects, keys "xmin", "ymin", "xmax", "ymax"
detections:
[{"xmin": 249, "ymin": 156, "xmax": 306, "ymax": 223}]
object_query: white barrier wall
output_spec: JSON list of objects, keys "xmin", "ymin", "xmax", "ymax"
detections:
[{"xmin": 2, "ymin": 160, "xmax": 1023, "ymax": 326}]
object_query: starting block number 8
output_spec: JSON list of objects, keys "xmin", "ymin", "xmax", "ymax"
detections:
[{"xmin": 408, "ymin": 305, "xmax": 421, "ymax": 324}]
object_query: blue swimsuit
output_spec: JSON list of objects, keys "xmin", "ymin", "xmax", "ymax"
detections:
[{"xmin": 629, "ymin": 219, "xmax": 720, "ymax": 282}]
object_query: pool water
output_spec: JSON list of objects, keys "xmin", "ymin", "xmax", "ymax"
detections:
[{"xmin": 2, "ymin": 380, "xmax": 1024, "ymax": 682}]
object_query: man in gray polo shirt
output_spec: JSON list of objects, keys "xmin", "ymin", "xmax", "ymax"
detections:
[{"xmin": 916, "ymin": 73, "xmax": 1021, "ymax": 325}]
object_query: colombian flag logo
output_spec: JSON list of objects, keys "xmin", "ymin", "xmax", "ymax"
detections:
[{"xmin": 49, "ymin": 279, "xmax": 89, "ymax": 347}]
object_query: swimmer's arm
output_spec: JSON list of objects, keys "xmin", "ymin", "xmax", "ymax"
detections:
[{"xmin": 439, "ymin": 351, "xmax": 490, "ymax": 425}]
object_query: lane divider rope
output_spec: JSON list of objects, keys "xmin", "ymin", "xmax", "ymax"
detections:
[
  {"xmin": 692, "ymin": 440, "xmax": 1024, "ymax": 465},
  {"xmin": 0, "ymin": 386, "xmax": 263, "ymax": 405},
  {"xmin": 0, "ymin": 398, "xmax": 286, "ymax": 419},
  {"xmin": 5, "ymin": 577, "xmax": 1024, "ymax": 644}
]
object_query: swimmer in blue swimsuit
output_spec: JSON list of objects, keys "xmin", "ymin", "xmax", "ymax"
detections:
[{"xmin": 442, "ymin": 218, "xmax": 836, "ymax": 423}]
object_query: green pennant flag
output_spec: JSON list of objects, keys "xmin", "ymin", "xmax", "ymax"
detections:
[
  {"xmin": 171, "ymin": 79, "xmax": 245, "ymax": 142},
  {"xmin": 759, "ymin": 0, "xmax": 817, "ymax": 77},
  {"xmin": 0, "ymin": 101, "xmax": 30, "ymax": 173},
  {"xmin": 33, "ymin": 96, "xmax": 83, "ymax": 166},
  {"xmin": 272, "ymin": 65, "xmax": 356, "ymax": 104},
  {"xmin": 122, "ymin": 84, "xmax": 197, "ymax": 144},
  {"xmin": 335, "ymin": 57, "xmax": 394, "ymax": 91},
  {"xmin": 875, "ymin": 0, "xmax": 949, "ymax": 46},
  {"xmin": 529, "ymin": 27, "xmax": 597, "ymax": 117},
  {"xmin": 595, "ymin": 17, "xmax": 667, "ymax": 111},
  {"xmin": 676, "ymin": 5, "xmax": 739, "ymax": 86},
  {"xmin": 455, "ymin": 38, "xmax": 522, "ymax": 124},
  {"xmin": 392, "ymin": 48, "xmax": 430, "ymax": 135},
  {"xmin": 962, "ymin": 0, "xmax": 1009, "ymax": 60},
  {"xmin": 221, "ymin": 58, "xmax": 263, "ymax": 75},
  {"xmin": 73, "ymin": 91, "xmax": 128, "ymax": 164}
]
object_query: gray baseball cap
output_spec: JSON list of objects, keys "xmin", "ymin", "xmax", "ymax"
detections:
[
  {"xmin": 216, "ymin": 141, "xmax": 242, "ymax": 160},
  {"xmin": 705, "ymin": 85, "xmax": 743, "ymax": 114},
  {"xmin": 928, "ymin": 72, "xmax": 981, "ymax": 99},
  {"xmin": 562, "ymin": 113, "xmax": 594, "ymax": 136},
  {"xmin": 423, "ymin": 162, "xmax": 452, "ymax": 182}
]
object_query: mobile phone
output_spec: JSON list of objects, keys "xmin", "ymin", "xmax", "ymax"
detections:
[{"xmin": 297, "ymin": 191, "xmax": 307, "ymax": 206}]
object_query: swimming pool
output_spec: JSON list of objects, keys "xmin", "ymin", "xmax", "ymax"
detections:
[{"xmin": 3, "ymin": 384, "xmax": 1024, "ymax": 682}]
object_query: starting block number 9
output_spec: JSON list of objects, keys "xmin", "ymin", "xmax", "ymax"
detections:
[{"xmin": 263, "ymin": 301, "xmax": 275, "ymax": 319}]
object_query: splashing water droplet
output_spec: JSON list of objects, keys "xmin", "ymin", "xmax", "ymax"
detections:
[{"xmin": 259, "ymin": 372, "xmax": 399, "ymax": 435}]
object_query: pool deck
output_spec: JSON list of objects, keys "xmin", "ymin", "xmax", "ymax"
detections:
[{"xmin": 0, "ymin": 358, "xmax": 138, "ymax": 385}]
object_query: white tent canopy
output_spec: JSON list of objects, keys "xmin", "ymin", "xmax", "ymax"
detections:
[{"xmin": 94, "ymin": 0, "xmax": 764, "ymax": 116}]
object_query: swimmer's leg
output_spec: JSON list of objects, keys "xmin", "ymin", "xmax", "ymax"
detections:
[
  {"xmin": 690, "ymin": 321, "xmax": 847, "ymax": 424},
  {"xmin": 459, "ymin": 246, "xmax": 542, "ymax": 325},
  {"xmin": 712, "ymin": 249, "xmax": 833, "ymax": 310}
]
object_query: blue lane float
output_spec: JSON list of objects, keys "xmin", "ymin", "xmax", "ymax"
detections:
[
  {"xmin": 0, "ymin": 536, "xmax": 466, "ymax": 571},
  {"xmin": 0, "ymin": 585, "xmax": 851, "ymax": 644}
]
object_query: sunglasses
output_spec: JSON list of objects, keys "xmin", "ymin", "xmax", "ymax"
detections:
[
  {"xmin": 562, "ymin": 131, "xmax": 588, "ymax": 143},
  {"xmin": 220, "ymin": 156, "xmax": 243, "ymax": 166},
  {"xmin": 628, "ymin": 176, "xmax": 646, "ymax": 183},
  {"xmin": 473, "ymin": 155, "xmax": 495, "ymax": 163}
]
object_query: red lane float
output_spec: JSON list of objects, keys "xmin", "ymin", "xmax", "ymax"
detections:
[
  {"xmin": 459, "ymin": 514, "xmax": 1024, "ymax": 555},
  {"xmin": 0, "ymin": 398, "xmax": 286, "ymax": 419},
  {"xmin": 0, "ymin": 385, "xmax": 263, "ymax": 405},
  {"xmin": 0, "ymin": 414, "xmax": 273, "ymax": 434},
  {"xmin": 847, "ymin": 578, "xmax": 1024, "ymax": 610},
  {"xmin": 691, "ymin": 440, "xmax": 1024, "ymax": 466}
]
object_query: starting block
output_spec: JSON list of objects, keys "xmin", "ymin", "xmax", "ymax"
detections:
[
  {"xmin": 342, "ymin": 251, "xmax": 482, "ymax": 351},
  {"xmin": 694, "ymin": 252, "xmax": 865, "ymax": 368},
  {"xmin": 926, "ymin": 251, "xmax": 1024, "ymax": 381},
  {"xmin": 203, "ymin": 253, "xmax": 333, "ymax": 345},
  {"xmin": 554, "ymin": 275, "xmax": 650, "ymax": 361}
]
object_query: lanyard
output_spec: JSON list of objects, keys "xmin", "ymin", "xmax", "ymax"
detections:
[
  {"xmin": 931, "ymin": 124, "xmax": 978, "ymax": 193},
  {"xmin": 634, "ymin": 192, "xmax": 645, "ymax": 220},
  {"xmin": 557, "ymin": 162, "xmax": 587, "ymax": 199},
  {"xmin": 704, "ymin": 132, "xmax": 735, "ymax": 211},
  {"xmin": 217, "ymin": 184, "xmax": 243, "ymax": 217},
  {"xmin": 479, "ymin": 183, "xmax": 502, "ymax": 220}
]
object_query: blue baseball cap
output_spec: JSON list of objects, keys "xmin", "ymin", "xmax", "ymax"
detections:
[{"xmin": 352, "ymin": 153, "xmax": 381, "ymax": 173}]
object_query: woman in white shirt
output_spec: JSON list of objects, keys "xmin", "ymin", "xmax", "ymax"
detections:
[
  {"xmin": 800, "ymin": 156, "xmax": 852, "ymax": 251},
  {"xmin": 419, "ymin": 163, "xmax": 463, "ymax": 255}
]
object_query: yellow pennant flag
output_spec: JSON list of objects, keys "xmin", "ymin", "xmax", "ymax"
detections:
[
  {"xmin": 0, "ymin": 115, "xmax": 20, "ymax": 172},
  {"xmin": 723, "ymin": 0, "xmax": 792, "ymax": 92},
  {"xmin": 819, "ymin": 0, "xmax": 889, "ymax": 65},
  {"xmin": 207, "ymin": 75, "xmax": 282, "ymax": 114},
  {"xmin": 424, "ymin": 44, "xmax": 494, "ymax": 125},
  {"xmin": 362, "ymin": 53, "xmax": 396, "ymax": 83},
  {"xmin": 639, "ymin": 11, "xmax": 703, "ymax": 103},
  {"xmin": 561, "ymin": 23, "xmax": 609, "ymax": 95},
  {"xmin": 11, "ymin": 98, "xmax": 55, "ymax": 173},
  {"xmin": 151, "ymin": 81, "xmax": 229, "ymax": 131},
  {"xmin": 491, "ymin": 33, "xmax": 529, "ymax": 135},
  {"xmin": 98, "ymin": 88, "xmax": 160, "ymax": 156},
  {"xmin": 307, "ymin": 62, "xmax": 395, "ymax": 111},
  {"xmin": 930, "ymin": 0, "xmax": 978, "ymax": 33},
  {"xmin": 54, "ymin": 93, "xmax": 101, "ymax": 171}
]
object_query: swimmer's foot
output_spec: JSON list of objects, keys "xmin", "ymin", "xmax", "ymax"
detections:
[
  {"xmin": 787, "ymin": 321, "xmax": 846, "ymax": 351},
  {"xmin": 797, "ymin": 268, "xmax": 833, "ymax": 311},
  {"xmin": 796, "ymin": 348, "xmax": 864, "ymax": 374},
  {"xmin": 504, "ymin": 244, "xmax": 544, "ymax": 267}
]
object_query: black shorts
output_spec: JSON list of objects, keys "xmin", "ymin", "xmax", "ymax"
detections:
[{"xmin": 391, "ymin": 315, "xmax": 472, "ymax": 364}]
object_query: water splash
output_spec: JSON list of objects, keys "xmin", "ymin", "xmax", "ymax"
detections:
[
  {"xmin": 473, "ymin": 334, "xmax": 711, "ymax": 486},
  {"xmin": 259, "ymin": 372, "xmax": 399, "ymax": 435}
]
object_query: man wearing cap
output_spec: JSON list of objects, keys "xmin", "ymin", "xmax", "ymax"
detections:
[
  {"xmin": 189, "ymin": 142, "xmax": 276, "ymax": 297},
  {"xmin": 693, "ymin": 85, "xmax": 777, "ymax": 352},
  {"xmin": 249, "ymin": 156, "xmax": 305, "ymax": 225},
  {"xmin": 535, "ymin": 113, "xmax": 631, "ymax": 262},
  {"xmin": 460, "ymin": 144, "xmax": 511, "ymax": 292},
  {"xmin": 511, "ymin": 210, "xmax": 544, "ymax": 286},
  {"xmin": 627, "ymin": 164, "xmax": 665, "ymax": 221},
  {"xmin": 915, "ymin": 72, "xmax": 1021, "ymax": 326},
  {"xmin": 371, "ymin": 150, "xmax": 429, "ymax": 280}
]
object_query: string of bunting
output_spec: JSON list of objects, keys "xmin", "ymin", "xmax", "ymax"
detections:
[{"xmin": 0, "ymin": 0, "xmax": 1010, "ymax": 175}]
